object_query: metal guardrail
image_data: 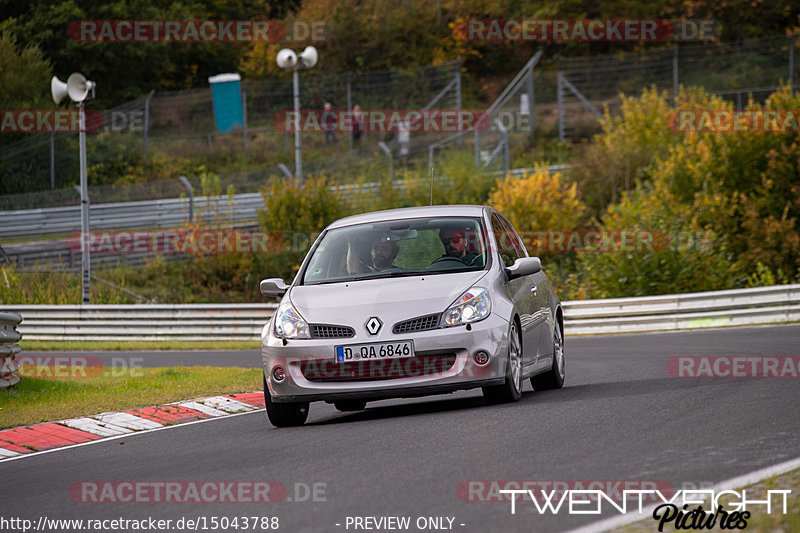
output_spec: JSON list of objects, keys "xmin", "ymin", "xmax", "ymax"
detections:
[
  {"xmin": 0, "ymin": 167, "xmax": 556, "ymax": 247},
  {"xmin": 0, "ymin": 312, "xmax": 23, "ymax": 388},
  {"xmin": 2, "ymin": 285, "xmax": 798, "ymax": 341},
  {"xmin": 563, "ymin": 284, "xmax": 800, "ymax": 335},
  {"xmin": 5, "ymin": 304, "xmax": 276, "ymax": 341},
  {"xmin": 0, "ymin": 194, "xmax": 265, "ymax": 240},
  {"xmin": 1, "ymin": 225, "xmax": 259, "ymax": 272}
]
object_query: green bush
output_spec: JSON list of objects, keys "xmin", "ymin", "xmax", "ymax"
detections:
[
  {"xmin": 577, "ymin": 181, "xmax": 740, "ymax": 298},
  {"xmin": 488, "ymin": 166, "xmax": 585, "ymax": 231},
  {"xmin": 652, "ymin": 85, "xmax": 800, "ymax": 283},
  {"xmin": 572, "ymin": 87, "xmax": 682, "ymax": 217}
]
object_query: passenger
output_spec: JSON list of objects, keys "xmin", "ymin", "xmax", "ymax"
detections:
[
  {"xmin": 370, "ymin": 238, "xmax": 399, "ymax": 270},
  {"xmin": 346, "ymin": 236, "xmax": 400, "ymax": 274}
]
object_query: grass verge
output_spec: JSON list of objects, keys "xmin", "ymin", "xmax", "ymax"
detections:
[
  {"xmin": 20, "ymin": 340, "xmax": 260, "ymax": 351},
  {"xmin": 0, "ymin": 366, "xmax": 262, "ymax": 429},
  {"xmin": 615, "ymin": 467, "xmax": 800, "ymax": 532}
]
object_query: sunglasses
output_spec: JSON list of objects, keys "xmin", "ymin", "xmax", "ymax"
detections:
[{"xmin": 444, "ymin": 232, "xmax": 466, "ymax": 244}]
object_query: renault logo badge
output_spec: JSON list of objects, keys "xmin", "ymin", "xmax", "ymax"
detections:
[{"xmin": 365, "ymin": 317, "xmax": 382, "ymax": 335}]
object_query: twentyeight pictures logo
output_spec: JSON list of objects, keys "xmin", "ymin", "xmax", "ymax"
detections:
[{"xmin": 461, "ymin": 481, "xmax": 792, "ymax": 531}]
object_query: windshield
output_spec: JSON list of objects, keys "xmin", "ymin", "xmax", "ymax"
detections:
[{"xmin": 301, "ymin": 216, "xmax": 488, "ymax": 285}]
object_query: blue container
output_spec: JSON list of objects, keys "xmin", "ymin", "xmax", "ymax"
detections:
[{"xmin": 208, "ymin": 73, "xmax": 243, "ymax": 133}]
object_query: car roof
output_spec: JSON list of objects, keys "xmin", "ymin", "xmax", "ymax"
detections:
[{"xmin": 327, "ymin": 205, "xmax": 489, "ymax": 230}]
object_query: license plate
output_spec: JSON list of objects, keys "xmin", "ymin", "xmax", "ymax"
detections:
[{"xmin": 335, "ymin": 341, "xmax": 414, "ymax": 363}]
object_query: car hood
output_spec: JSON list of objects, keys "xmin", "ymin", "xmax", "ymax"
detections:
[{"xmin": 289, "ymin": 270, "xmax": 488, "ymax": 329}]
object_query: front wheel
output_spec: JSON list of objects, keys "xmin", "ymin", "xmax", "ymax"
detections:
[
  {"xmin": 483, "ymin": 322, "xmax": 523, "ymax": 404},
  {"xmin": 531, "ymin": 321, "xmax": 565, "ymax": 390},
  {"xmin": 263, "ymin": 374, "xmax": 309, "ymax": 427}
]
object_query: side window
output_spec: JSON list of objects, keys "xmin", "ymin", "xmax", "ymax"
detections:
[
  {"xmin": 491, "ymin": 214, "xmax": 519, "ymax": 267},
  {"xmin": 499, "ymin": 215, "xmax": 528, "ymax": 258}
]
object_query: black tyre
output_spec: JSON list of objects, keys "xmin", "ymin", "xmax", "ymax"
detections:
[
  {"xmin": 263, "ymin": 374, "xmax": 309, "ymax": 427},
  {"xmin": 531, "ymin": 320, "xmax": 565, "ymax": 390},
  {"xmin": 334, "ymin": 400, "xmax": 367, "ymax": 412},
  {"xmin": 483, "ymin": 322, "xmax": 523, "ymax": 404}
]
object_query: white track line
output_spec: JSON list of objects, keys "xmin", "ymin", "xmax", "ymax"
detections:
[
  {"xmin": 0, "ymin": 408, "xmax": 265, "ymax": 464},
  {"xmin": 564, "ymin": 455, "xmax": 800, "ymax": 533}
]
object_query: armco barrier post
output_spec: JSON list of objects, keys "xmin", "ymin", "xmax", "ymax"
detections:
[
  {"xmin": 178, "ymin": 175, "xmax": 194, "ymax": 223},
  {"xmin": 0, "ymin": 312, "xmax": 23, "ymax": 389}
]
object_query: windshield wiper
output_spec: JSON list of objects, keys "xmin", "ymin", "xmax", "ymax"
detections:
[
  {"xmin": 306, "ymin": 267, "xmax": 474, "ymax": 285},
  {"xmin": 308, "ymin": 277, "xmax": 362, "ymax": 285},
  {"xmin": 369, "ymin": 269, "xmax": 463, "ymax": 279},
  {"xmin": 388, "ymin": 269, "xmax": 429, "ymax": 277}
]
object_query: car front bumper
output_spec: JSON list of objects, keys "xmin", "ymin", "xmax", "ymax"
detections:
[{"xmin": 261, "ymin": 313, "xmax": 511, "ymax": 403}]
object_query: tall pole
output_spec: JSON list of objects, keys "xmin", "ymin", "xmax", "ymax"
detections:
[
  {"xmin": 143, "ymin": 89, "xmax": 154, "ymax": 157},
  {"xmin": 242, "ymin": 80, "xmax": 249, "ymax": 155},
  {"xmin": 790, "ymin": 35, "xmax": 795, "ymax": 91},
  {"xmin": 278, "ymin": 46, "xmax": 316, "ymax": 184},
  {"xmin": 474, "ymin": 119, "xmax": 480, "ymax": 166},
  {"xmin": 673, "ymin": 45, "xmax": 679, "ymax": 107},
  {"xmin": 293, "ymin": 67, "xmax": 303, "ymax": 186},
  {"xmin": 455, "ymin": 59, "xmax": 462, "ymax": 145},
  {"xmin": 557, "ymin": 71, "xmax": 565, "ymax": 142},
  {"xmin": 347, "ymin": 71, "xmax": 353, "ymax": 150},
  {"xmin": 526, "ymin": 63, "xmax": 535, "ymax": 141},
  {"xmin": 50, "ymin": 132, "xmax": 55, "ymax": 189},
  {"xmin": 78, "ymin": 101, "xmax": 90, "ymax": 304}
]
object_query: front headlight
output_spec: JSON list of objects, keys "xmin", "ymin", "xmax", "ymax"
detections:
[
  {"xmin": 441, "ymin": 287, "xmax": 491, "ymax": 327},
  {"xmin": 273, "ymin": 302, "xmax": 310, "ymax": 339}
]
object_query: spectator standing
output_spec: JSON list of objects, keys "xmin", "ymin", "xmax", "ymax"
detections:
[
  {"xmin": 321, "ymin": 102, "xmax": 338, "ymax": 146},
  {"xmin": 352, "ymin": 104, "xmax": 364, "ymax": 145}
]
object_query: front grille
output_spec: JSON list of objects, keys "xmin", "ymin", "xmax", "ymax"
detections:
[
  {"xmin": 301, "ymin": 354, "xmax": 457, "ymax": 382},
  {"xmin": 393, "ymin": 313, "xmax": 441, "ymax": 334},
  {"xmin": 310, "ymin": 324, "xmax": 355, "ymax": 339}
]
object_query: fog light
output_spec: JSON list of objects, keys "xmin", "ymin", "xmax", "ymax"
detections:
[
  {"xmin": 473, "ymin": 351, "xmax": 490, "ymax": 366},
  {"xmin": 272, "ymin": 366, "xmax": 286, "ymax": 382}
]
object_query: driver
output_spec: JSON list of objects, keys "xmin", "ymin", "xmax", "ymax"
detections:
[{"xmin": 437, "ymin": 225, "xmax": 482, "ymax": 266}]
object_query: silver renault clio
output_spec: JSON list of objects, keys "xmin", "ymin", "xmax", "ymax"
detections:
[{"xmin": 260, "ymin": 205, "xmax": 564, "ymax": 427}]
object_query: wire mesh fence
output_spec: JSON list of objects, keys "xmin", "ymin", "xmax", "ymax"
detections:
[
  {"xmin": 0, "ymin": 61, "xmax": 462, "ymax": 199},
  {"xmin": 556, "ymin": 34, "xmax": 798, "ymax": 140},
  {"xmin": 1, "ymin": 34, "xmax": 798, "ymax": 212}
]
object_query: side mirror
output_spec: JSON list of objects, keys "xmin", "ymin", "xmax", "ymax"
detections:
[
  {"xmin": 505, "ymin": 257, "xmax": 541, "ymax": 280},
  {"xmin": 260, "ymin": 278, "xmax": 288, "ymax": 297}
]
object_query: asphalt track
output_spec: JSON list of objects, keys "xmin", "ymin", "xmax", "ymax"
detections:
[{"xmin": 4, "ymin": 324, "xmax": 800, "ymax": 532}]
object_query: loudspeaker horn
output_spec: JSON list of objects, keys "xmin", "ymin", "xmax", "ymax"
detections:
[
  {"xmin": 67, "ymin": 73, "xmax": 95, "ymax": 103},
  {"xmin": 51, "ymin": 76, "xmax": 69, "ymax": 105},
  {"xmin": 276, "ymin": 48, "xmax": 297, "ymax": 69},
  {"xmin": 299, "ymin": 46, "xmax": 318, "ymax": 69}
]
